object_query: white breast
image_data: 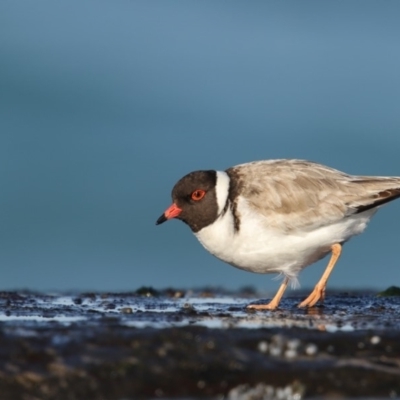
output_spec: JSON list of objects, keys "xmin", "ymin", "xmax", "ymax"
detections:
[{"xmin": 195, "ymin": 195, "xmax": 376, "ymax": 283}]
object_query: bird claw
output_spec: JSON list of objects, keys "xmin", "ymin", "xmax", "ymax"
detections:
[
  {"xmin": 298, "ymin": 285, "xmax": 325, "ymax": 308},
  {"xmin": 247, "ymin": 302, "xmax": 278, "ymax": 311}
]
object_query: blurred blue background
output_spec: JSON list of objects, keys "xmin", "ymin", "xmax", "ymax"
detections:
[{"xmin": 1, "ymin": 1, "xmax": 400, "ymax": 292}]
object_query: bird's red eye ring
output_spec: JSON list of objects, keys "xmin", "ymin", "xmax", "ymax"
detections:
[{"xmin": 191, "ymin": 189, "xmax": 206, "ymax": 201}]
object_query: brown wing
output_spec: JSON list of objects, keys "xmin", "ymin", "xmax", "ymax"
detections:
[{"xmin": 226, "ymin": 160, "xmax": 400, "ymax": 232}]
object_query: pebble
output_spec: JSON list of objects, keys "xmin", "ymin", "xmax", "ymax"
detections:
[
  {"xmin": 370, "ymin": 335, "xmax": 381, "ymax": 345},
  {"xmin": 258, "ymin": 341, "xmax": 268, "ymax": 353},
  {"xmin": 305, "ymin": 343, "xmax": 318, "ymax": 356}
]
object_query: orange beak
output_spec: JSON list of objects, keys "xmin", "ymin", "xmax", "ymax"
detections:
[{"xmin": 156, "ymin": 203, "xmax": 182, "ymax": 225}]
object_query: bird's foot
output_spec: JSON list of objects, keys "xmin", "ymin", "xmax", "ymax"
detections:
[
  {"xmin": 247, "ymin": 301, "xmax": 279, "ymax": 311},
  {"xmin": 298, "ymin": 285, "xmax": 325, "ymax": 308}
]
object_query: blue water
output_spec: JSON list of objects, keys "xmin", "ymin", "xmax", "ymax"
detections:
[{"xmin": 1, "ymin": 1, "xmax": 400, "ymax": 291}]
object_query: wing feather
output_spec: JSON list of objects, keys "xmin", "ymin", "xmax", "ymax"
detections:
[{"xmin": 226, "ymin": 160, "xmax": 400, "ymax": 232}]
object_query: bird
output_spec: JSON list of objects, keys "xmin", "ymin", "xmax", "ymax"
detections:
[{"xmin": 156, "ymin": 159, "xmax": 400, "ymax": 309}]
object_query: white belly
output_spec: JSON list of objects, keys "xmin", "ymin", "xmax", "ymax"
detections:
[{"xmin": 195, "ymin": 204, "xmax": 376, "ymax": 281}]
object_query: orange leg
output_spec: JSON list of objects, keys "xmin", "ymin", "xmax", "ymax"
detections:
[
  {"xmin": 247, "ymin": 277, "xmax": 289, "ymax": 311},
  {"xmin": 298, "ymin": 243, "xmax": 342, "ymax": 308}
]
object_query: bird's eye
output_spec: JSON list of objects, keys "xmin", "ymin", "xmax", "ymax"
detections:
[{"xmin": 191, "ymin": 189, "xmax": 206, "ymax": 201}]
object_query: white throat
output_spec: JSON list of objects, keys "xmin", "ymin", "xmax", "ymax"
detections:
[
  {"xmin": 215, "ymin": 171, "xmax": 230, "ymax": 215},
  {"xmin": 194, "ymin": 170, "xmax": 234, "ymax": 265}
]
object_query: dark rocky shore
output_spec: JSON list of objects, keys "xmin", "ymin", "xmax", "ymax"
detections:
[{"xmin": 0, "ymin": 289, "xmax": 399, "ymax": 400}]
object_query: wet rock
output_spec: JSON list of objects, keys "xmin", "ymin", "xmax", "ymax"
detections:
[
  {"xmin": 135, "ymin": 286, "xmax": 160, "ymax": 297},
  {"xmin": 120, "ymin": 307, "xmax": 133, "ymax": 314},
  {"xmin": 0, "ymin": 289, "xmax": 399, "ymax": 399},
  {"xmin": 228, "ymin": 381, "xmax": 305, "ymax": 400},
  {"xmin": 378, "ymin": 286, "xmax": 400, "ymax": 297}
]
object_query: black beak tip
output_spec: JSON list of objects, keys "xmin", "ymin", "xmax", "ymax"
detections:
[{"xmin": 156, "ymin": 214, "xmax": 167, "ymax": 225}]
